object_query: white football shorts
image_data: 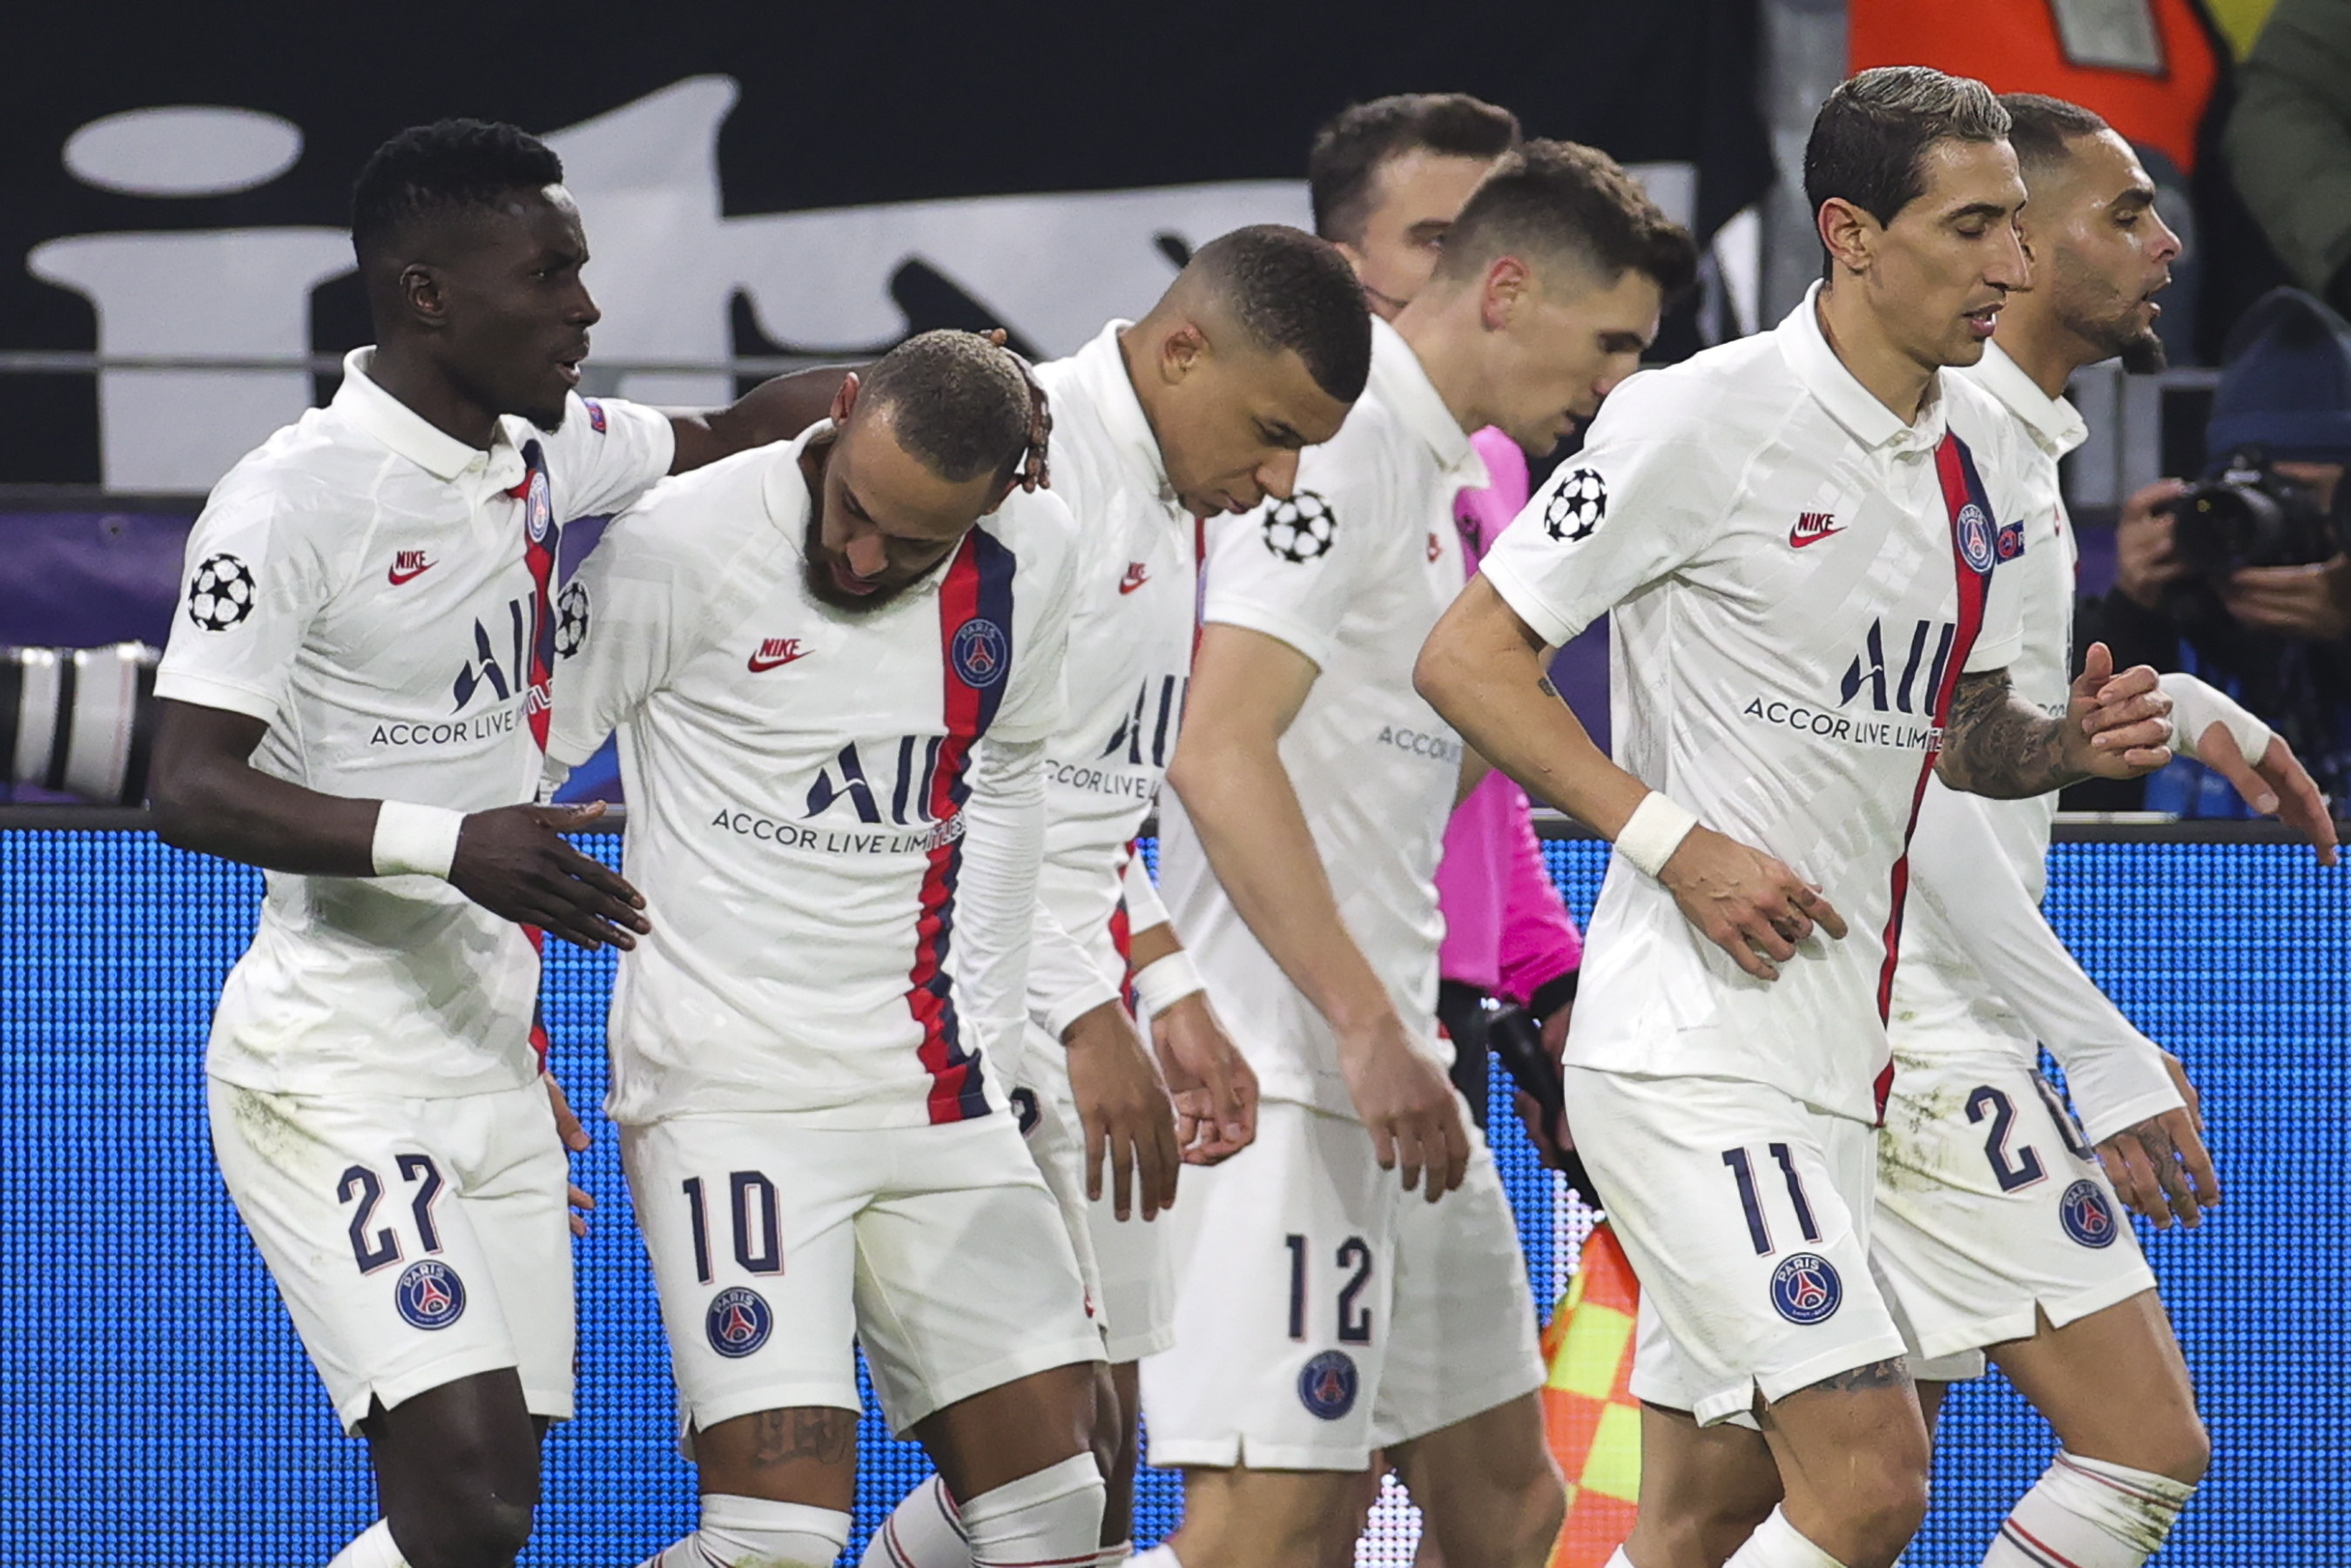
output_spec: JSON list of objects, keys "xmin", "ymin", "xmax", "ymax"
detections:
[
  {"xmin": 1019, "ymin": 1019, "xmax": 1179, "ymax": 1363},
  {"xmin": 207, "ymin": 1074, "xmax": 575, "ymax": 1434},
  {"xmin": 1564, "ymin": 1065, "xmax": 1908, "ymax": 1426},
  {"xmin": 623, "ymin": 1111, "xmax": 1101, "ymax": 1437},
  {"xmin": 1873, "ymin": 1043, "xmax": 2156, "ymax": 1382},
  {"xmin": 1139, "ymin": 1099, "xmax": 1543, "ymax": 1471}
]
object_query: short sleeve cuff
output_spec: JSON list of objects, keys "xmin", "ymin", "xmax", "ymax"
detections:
[
  {"xmin": 1201, "ymin": 600, "xmax": 1332, "ymax": 672},
  {"xmin": 1479, "ymin": 553, "xmax": 1586, "ymax": 650},
  {"xmin": 152, "ymin": 669, "xmax": 280, "ymax": 726}
]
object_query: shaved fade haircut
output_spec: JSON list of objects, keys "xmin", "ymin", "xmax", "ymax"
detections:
[
  {"xmin": 1310, "ymin": 93, "xmax": 1523, "ymax": 246},
  {"xmin": 1188, "ymin": 225, "xmax": 1374, "ymax": 403},
  {"xmin": 1804, "ymin": 67, "xmax": 2011, "ymax": 229},
  {"xmin": 1431, "ymin": 139, "xmax": 1699, "ymax": 301},
  {"xmin": 2000, "ymin": 93, "xmax": 2112, "ymax": 179},
  {"xmin": 860, "ymin": 330, "xmax": 1037, "ymax": 487},
  {"xmin": 351, "ymin": 118, "xmax": 564, "ymax": 266}
]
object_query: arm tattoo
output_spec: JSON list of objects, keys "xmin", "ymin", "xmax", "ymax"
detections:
[
  {"xmin": 1538, "ymin": 676, "xmax": 1561, "ymax": 700},
  {"xmin": 749, "ymin": 1407, "xmax": 857, "ymax": 1468},
  {"xmin": 1937, "ymin": 670, "xmax": 2078, "ymax": 798},
  {"xmin": 1802, "ymin": 1357, "xmax": 1914, "ymax": 1396}
]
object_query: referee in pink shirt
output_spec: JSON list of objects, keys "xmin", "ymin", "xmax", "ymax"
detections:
[{"xmin": 1309, "ymin": 93, "xmax": 1586, "ymax": 1169}]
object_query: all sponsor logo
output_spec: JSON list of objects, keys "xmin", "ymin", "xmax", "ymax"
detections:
[
  {"xmin": 748, "ymin": 636, "xmax": 810, "ymax": 672},
  {"xmin": 2058, "ymin": 1180, "xmax": 2119, "ymax": 1248},
  {"xmin": 705, "ymin": 1286, "xmax": 774, "ymax": 1358},
  {"xmin": 387, "ymin": 548, "xmax": 435, "ymax": 586},
  {"xmin": 1297, "ymin": 1349, "xmax": 1359, "ymax": 1420},
  {"xmin": 394, "ymin": 1260, "xmax": 467, "ymax": 1331},
  {"xmin": 951, "ymin": 616, "xmax": 1009, "ymax": 689},
  {"xmin": 1768, "ymin": 1253, "xmax": 1842, "ymax": 1325},
  {"xmin": 1789, "ymin": 511, "xmax": 1842, "ymax": 548},
  {"xmin": 1956, "ymin": 502, "xmax": 1996, "ymax": 575}
]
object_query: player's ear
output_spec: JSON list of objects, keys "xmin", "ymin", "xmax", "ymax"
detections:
[
  {"xmin": 1480, "ymin": 255, "xmax": 1532, "ymax": 333},
  {"xmin": 1159, "ymin": 321, "xmax": 1208, "ymax": 387},
  {"xmin": 1816, "ymin": 197, "xmax": 1877, "ymax": 276},
  {"xmin": 830, "ymin": 372, "xmax": 860, "ymax": 425},
  {"xmin": 398, "ymin": 264, "xmax": 446, "ymax": 330}
]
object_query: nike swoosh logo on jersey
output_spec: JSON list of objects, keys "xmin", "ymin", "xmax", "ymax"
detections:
[
  {"xmin": 1118, "ymin": 562, "xmax": 1149, "ymax": 595},
  {"xmin": 748, "ymin": 636, "xmax": 811, "ymax": 672},
  {"xmin": 387, "ymin": 550, "xmax": 435, "ymax": 585},
  {"xmin": 1789, "ymin": 512, "xmax": 1843, "ymax": 548}
]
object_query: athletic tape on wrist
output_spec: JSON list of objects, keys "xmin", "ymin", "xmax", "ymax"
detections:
[
  {"xmin": 1130, "ymin": 951, "xmax": 1206, "ymax": 1015},
  {"xmin": 2159, "ymin": 671, "xmax": 2272, "ymax": 767},
  {"xmin": 371, "ymin": 801, "xmax": 466, "ymax": 879},
  {"xmin": 1614, "ymin": 791, "xmax": 1698, "ymax": 878}
]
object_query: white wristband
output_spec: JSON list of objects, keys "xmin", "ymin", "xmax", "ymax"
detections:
[
  {"xmin": 2159, "ymin": 672, "xmax": 2272, "ymax": 768},
  {"xmin": 371, "ymin": 801, "xmax": 467, "ymax": 879},
  {"xmin": 1130, "ymin": 951, "xmax": 1206, "ymax": 1016},
  {"xmin": 1614, "ymin": 791, "xmax": 1699, "ymax": 878}
]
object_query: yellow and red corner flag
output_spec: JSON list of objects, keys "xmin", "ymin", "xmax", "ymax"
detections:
[{"xmin": 1543, "ymin": 1219, "xmax": 1642, "ymax": 1568}]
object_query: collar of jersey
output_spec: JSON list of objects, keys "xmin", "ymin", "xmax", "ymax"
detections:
[
  {"xmin": 1070, "ymin": 321, "xmax": 1176, "ymax": 503},
  {"xmin": 1368, "ymin": 316, "xmax": 1488, "ymax": 490},
  {"xmin": 335, "ymin": 348, "xmax": 524, "ymax": 485},
  {"xmin": 1965, "ymin": 340, "xmax": 2089, "ymax": 460},
  {"xmin": 1777, "ymin": 282, "xmax": 1950, "ymax": 457}
]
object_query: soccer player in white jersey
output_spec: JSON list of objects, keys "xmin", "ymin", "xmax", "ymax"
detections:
[
  {"xmin": 146, "ymin": 120, "xmax": 841, "ymax": 1568},
  {"xmin": 1142, "ymin": 144, "xmax": 1697, "ymax": 1568},
  {"xmin": 859, "ymin": 226, "xmax": 1368, "ymax": 1568},
  {"xmin": 1871, "ymin": 95, "xmax": 2336, "ymax": 1568},
  {"xmin": 1416, "ymin": 71, "xmax": 2178, "ymax": 1568},
  {"xmin": 547, "ymin": 331, "xmax": 1107, "ymax": 1568}
]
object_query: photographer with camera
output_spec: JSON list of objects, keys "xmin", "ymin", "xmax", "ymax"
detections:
[{"xmin": 2084, "ymin": 286, "xmax": 2351, "ymax": 813}]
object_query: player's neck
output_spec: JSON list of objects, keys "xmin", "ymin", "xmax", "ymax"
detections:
[
  {"xmin": 1989, "ymin": 304, "xmax": 2089, "ymax": 401},
  {"xmin": 1815, "ymin": 283, "xmax": 1936, "ymax": 425},
  {"xmin": 1391, "ymin": 297, "xmax": 1489, "ymax": 437},
  {"xmin": 366, "ymin": 341, "xmax": 502, "ymax": 451}
]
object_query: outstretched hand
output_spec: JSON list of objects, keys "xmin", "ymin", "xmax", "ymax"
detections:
[
  {"xmin": 2199, "ymin": 725, "xmax": 2339, "ymax": 865},
  {"xmin": 449, "ymin": 801, "xmax": 650, "ymax": 951}
]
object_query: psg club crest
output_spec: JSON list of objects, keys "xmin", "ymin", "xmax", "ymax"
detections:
[
  {"xmin": 1544, "ymin": 468, "xmax": 1607, "ymax": 542},
  {"xmin": 523, "ymin": 463, "xmax": 554, "ymax": 547},
  {"xmin": 1260, "ymin": 491, "xmax": 1337, "ymax": 562},
  {"xmin": 706, "ymin": 1286, "xmax": 775, "ymax": 1358},
  {"xmin": 1956, "ymin": 502, "xmax": 1997, "ymax": 575},
  {"xmin": 394, "ymin": 1260, "xmax": 468, "ymax": 1331},
  {"xmin": 1995, "ymin": 519, "xmax": 2026, "ymax": 562},
  {"xmin": 1768, "ymin": 1253, "xmax": 1843, "ymax": 1325},
  {"xmin": 2059, "ymin": 1180, "xmax": 2119, "ymax": 1248},
  {"xmin": 1297, "ymin": 1349, "xmax": 1359, "ymax": 1420},
  {"xmin": 951, "ymin": 616, "xmax": 1010, "ymax": 689},
  {"xmin": 185, "ymin": 553, "xmax": 256, "ymax": 631}
]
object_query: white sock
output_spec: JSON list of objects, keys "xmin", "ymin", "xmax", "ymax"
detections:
[
  {"xmin": 1981, "ymin": 1451, "xmax": 2194, "ymax": 1567},
  {"xmin": 1725, "ymin": 1507, "xmax": 1847, "ymax": 1568},
  {"xmin": 326, "ymin": 1521, "xmax": 409, "ymax": 1568},
  {"xmin": 1603, "ymin": 1551, "xmax": 1634, "ymax": 1568},
  {"xmin": 859, "ymin": 1475, "xmax": 970, "ymax": 1568},
  {"xmin": 960, "ymin": 1454, "xmax": 1106, "ymax": 1568},
  {"xmin": 635, "ymin": 1492, "xmax": 854, "ymax": 1568},
  {"xmin": 1129, "ymin": 1547, "xmax": 1182, "ymax": 1568}
]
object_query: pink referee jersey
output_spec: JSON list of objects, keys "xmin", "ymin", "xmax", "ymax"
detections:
[{"xmin": 1435, "ymin": 427, "xmax": 1583, "ymax": 1004}]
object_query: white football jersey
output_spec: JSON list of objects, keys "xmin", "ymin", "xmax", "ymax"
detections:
[
  {"xmin": 1891, "ymin": 342, "xmax": 2179, "ymax": 1141},
  {"xmin": 549, "ymin": 429, "xmax": 1080, "ymax": 1129},
  {"xmin": 1159, "ymin": 317, "xmax": 1479, "ymax": 1118},
  {"xmin": 155, "ymin": 348, "xmax": 674, "ymax": 1098},
  {"xmin": 1479, "ymin": 286, "xmax": 2030, "ymax": 1125},
  {"xmin": 1025, "ymin": 323, "xmax": 1202, "ymax": 1038}
]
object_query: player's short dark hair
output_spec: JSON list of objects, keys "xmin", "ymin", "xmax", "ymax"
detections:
[
  {"xmin": 1309, "ymin": 93, "xmax": 1523, "ymax": 246},
  {"xmin": 1188, "ymin": 225, "xmax": 1373, "ymax": 403},
  {"xmin": 860, "ymin": 330, "xmax": 1037, "ymax": 487},
  {"xmin": 1804, "ymin": 67, "xmax": 2011, "ymax": 227},
  {"xmin": 1431, "ymin": 139, "xmax": 1699, "ymax": 302},
  {"xmin": 1999, "ymin": 92, "xmax": 2112, "ymax": 180},
  {"xmin": 351, "ymin": 119, "xmax": 565, "ymax": 264}
]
